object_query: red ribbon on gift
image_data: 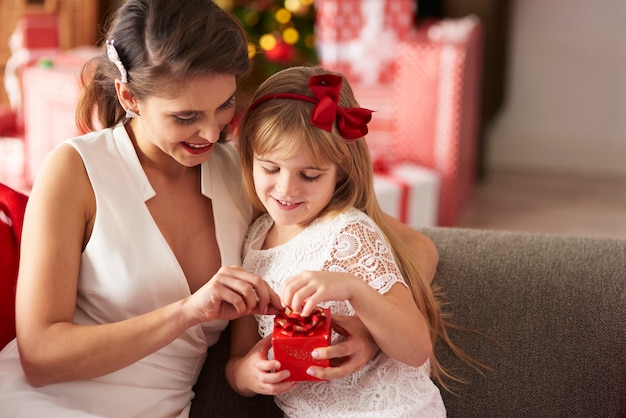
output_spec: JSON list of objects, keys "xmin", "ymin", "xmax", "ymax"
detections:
[
  {"xmin": 372, "ymin": 158, "xmax": 410, "ymax": 224},
  {"xmin": 276, "ymin": 307, "xmax": 328, "ymax": 337}
]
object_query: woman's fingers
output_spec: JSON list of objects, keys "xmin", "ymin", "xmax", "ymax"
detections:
[
  {"xmin": 210, "ymin": 266, "xmax": 281, "ymax": 316},
  {"xmin": 304, "ymin": 314, "xmax": 377, "ymax": 380}
]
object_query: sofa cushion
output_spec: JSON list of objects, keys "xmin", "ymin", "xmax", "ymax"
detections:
[{"xmin": 422, "ymin": 227, "xmax": 626, "ymax": 418}]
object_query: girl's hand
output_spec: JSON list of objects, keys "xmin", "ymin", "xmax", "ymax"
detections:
[
  {"xmin": 188, "ymin": 265, "xmax": 282, "ymax": 323},
  {"xmin": 230, "ymin": 336, "xmax": 296, "ymax": 396},
  {"xmin": 281, "ymin": 271, "xmax": 364, "ymax": 317},
  {"xmin": 304, "ymin": 314, "xmax": 378, "ymax": 380}
]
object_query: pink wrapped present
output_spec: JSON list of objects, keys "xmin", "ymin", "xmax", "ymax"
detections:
[
  {"xmin": 22, "ymin": 63, "xmax": 83, "ymax": 183},
  {"xmin": 373, "ymin": 161, "xmax": 440, "ymax": 228},
  {"xmin": 352, "ymin": 84, "xmax": 396, "ymax": 161},
  {"xmin": 394, "ymin": 16, "xmax": 483, "ymax": 226},
  {"xmin": 4, "ymin": 14, "xmax": 60, "ymax": 132},
  {"xmin": 315, "ymin": 0, "xmax": 415, "ymax": 86},
  {"xmin": 21, "ymin": 48, "xmax": 99, "ymax": 183}
]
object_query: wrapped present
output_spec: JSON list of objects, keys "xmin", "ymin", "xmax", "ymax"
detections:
[
  {"xmin": 4, "ymin": 14, "xmax": 60, "ymax": 131},
  {"xmin": 394, "ymin": 16, "xmax": 483, "ymax": 226},
  {"xmin": 21, "ymin": 48, "xmax": 99, "ymax": 183},
  {"xmin": 315, "ymin": 0, "xmax": 415, "ymax": 86},
  {"xmin": 272, "ymin": 307, "xmax": 331, "ymax": 382},
  {"xmin": 353, "ymin": 84, "xmax": 396, "ymax": 161},
  {"xmin": 12, "ymin": 14, "xmax": 59, "ymax": 49},
  {"xmin": 373, "ymin": 161, "xmax": 440, "ymax": 228}
]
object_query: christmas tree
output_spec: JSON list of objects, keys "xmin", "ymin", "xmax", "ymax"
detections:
[{"xmin": 216, "ymin": 0, "xmax": 318, "ymax": 95}]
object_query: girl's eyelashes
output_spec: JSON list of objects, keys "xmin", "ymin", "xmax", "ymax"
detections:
[
  {"xmin": 301, "ymin": 174, "xmax": 320, "ymax": 182},
  {"xmin": 261, "ymin": 166, "xmax": 321, "ymax": 182}
]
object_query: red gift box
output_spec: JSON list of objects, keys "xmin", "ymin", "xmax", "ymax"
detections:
[
  {"xmin": 14, "ymin": 14, "xmax": 59, "ymax": 49},
  {"xmin": 315, "ymin": 0, "xmax": 415, "ymax": 86},
  {"xmin": 394, "ymin": 16, "xmax": 483, "ymax": 226},
  {"xmin": 272, "ymin": 307, "xmax": 331, "ymax": 382}
]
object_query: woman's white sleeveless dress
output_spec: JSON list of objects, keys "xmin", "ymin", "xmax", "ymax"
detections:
[{"xmin": 0, "ymin": 125, "xmax": 252, "ymax": 418}]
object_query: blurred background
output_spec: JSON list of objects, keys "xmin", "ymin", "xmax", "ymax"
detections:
[{"xmin": 0, "ymin": 0, "xmax": 624, "ymax": 238}]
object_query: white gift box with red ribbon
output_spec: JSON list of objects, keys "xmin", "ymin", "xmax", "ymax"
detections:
[
  {"xmin": 373, "ymin": 163, "xmax": 440, "ymax": 228},
  {"xmin": 314, "ymin": 0, "xmax": 415, "ymax": 86}
]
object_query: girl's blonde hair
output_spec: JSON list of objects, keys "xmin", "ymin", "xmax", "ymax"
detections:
[{"xmin": 239, "ymin": 66, "xmax": 486, "ymax": 389}]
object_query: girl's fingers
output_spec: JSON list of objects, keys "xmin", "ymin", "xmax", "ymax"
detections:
[{"xmin": 281, "ymin": 274, "xmax": 315, "ymax": 314}]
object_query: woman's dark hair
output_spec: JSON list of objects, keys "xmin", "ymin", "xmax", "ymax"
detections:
[{"xmin": 76, "ymin": 0, "xmax": 251, "ymax": 132}]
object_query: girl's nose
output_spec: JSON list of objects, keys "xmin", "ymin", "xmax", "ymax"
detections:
[{"xmin": 276, "ymin": 173, "xmax": 298, "ymax": 196}]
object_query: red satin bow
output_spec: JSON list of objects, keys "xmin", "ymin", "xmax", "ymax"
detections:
[
  {"xmin": 275, "ymin": 307, "xmax": 328, "ymax": 337},
  {"xmin": 248, "ymin": 74, "xmax": 373, "ymax": 141},
  {"xmin": 307, "ymin": 75, "xmax": 373, "ymax": 140}
]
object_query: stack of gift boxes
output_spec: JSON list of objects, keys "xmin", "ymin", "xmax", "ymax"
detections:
[
  {"xmin": 1, "ymin": 15, "xmax": 101, "ymax": 185},
  {"xmin": 1, "ymin": 14, "xmax": 60, "ymax": 137},
  {"xmin": 315, "ymin": 0, "xmax": 483, "ymax": 226}
]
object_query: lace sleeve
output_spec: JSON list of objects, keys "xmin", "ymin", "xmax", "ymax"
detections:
[{"xmin": 323, "ymin": 216, "xmax": 407, "ymax": 294}]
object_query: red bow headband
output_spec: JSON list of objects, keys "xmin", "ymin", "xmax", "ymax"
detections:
[{"xmin": 248, "ymin": 74, "xmax": 373, "ymax": 141}]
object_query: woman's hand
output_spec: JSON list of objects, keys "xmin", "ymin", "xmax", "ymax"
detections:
[
  {"xmin": 228, "ymin": 335, "xmax": 296, "ymax": 396},
  {"xmin": 305, "ymin": 314, "xmax": 378, "ymax": 380},
  {"xmin": 187, "ymin": 265, "xmax": 282, "ymax": 324}
]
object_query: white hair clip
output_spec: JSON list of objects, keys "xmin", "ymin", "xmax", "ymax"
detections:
[{"xmin": 106, "ymin": 39, "xmax": 128, "ymax": 83}]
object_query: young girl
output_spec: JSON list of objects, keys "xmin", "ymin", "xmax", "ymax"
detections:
[{"xmin": 226, "ymin": 66, "xmax": 467, "ymax": 417}]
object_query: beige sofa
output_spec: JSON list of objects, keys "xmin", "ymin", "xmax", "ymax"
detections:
[{"xmin": 190, "ymin": 227, "xmax": 626, "ymax": 417}]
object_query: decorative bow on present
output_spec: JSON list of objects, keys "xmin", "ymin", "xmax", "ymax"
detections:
[{"xmin": 275, "ymin": 307, "xmax": 328, "ymax": 337}]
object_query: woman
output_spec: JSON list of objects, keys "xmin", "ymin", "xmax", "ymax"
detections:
[{"xmin": 0, "ymin": 1, "xmax": 438, "ymax": 417}]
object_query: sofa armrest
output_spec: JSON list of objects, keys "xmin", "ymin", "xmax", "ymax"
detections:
[{"xmin": 420, "ymin": 227, "xmax": 626, "ymax": 418}]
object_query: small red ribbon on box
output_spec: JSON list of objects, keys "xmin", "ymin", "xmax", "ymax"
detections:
[
  {"xmin": 275, "ymin": 307, "xmax": 328, "ymax": 337},
  {"xmin": 372, "ymin": 158, "xmax": 410, "ymax": 224}
]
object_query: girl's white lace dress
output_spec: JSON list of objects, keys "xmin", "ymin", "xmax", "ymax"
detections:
[{"xmin": 242, "ymin": 208, "xmax": 446, "ymax": 418}]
